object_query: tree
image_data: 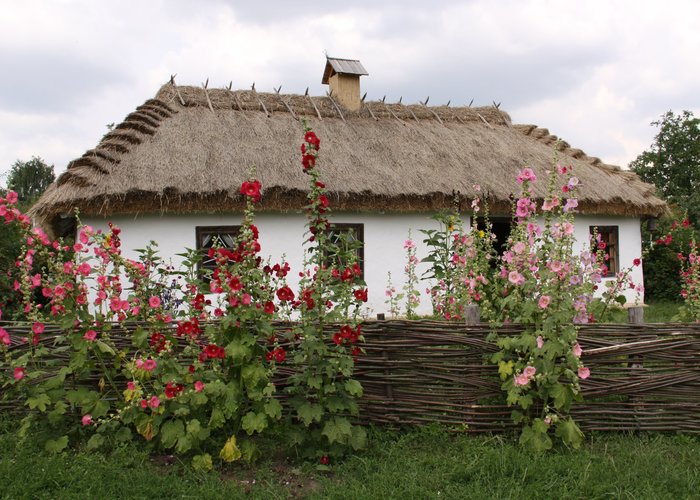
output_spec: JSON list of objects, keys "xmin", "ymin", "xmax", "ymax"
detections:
[
  {"xmin": 630, "ymin": 110, "xmax": 700, "ymax": 223},
  {"xmin": 5, "ymin": 156, "xmax": 55, "ymax": 205}
]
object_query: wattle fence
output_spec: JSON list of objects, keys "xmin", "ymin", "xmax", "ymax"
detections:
[{"xmin": 2, "ymin": 319, "xmax": 699, "ymax": 433}]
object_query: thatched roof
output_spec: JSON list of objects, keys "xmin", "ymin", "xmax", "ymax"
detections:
[{"xmin": 31, "ymin": 82, "xmax": 666, "ymax": 234}]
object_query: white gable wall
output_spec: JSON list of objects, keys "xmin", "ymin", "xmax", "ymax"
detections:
[{"xmin": 84, "ymin": 212, "xmax": 643, "ymax": 319}]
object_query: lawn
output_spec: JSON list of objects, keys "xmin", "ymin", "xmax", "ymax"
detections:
[{"xmin": 1, "ymin": 417, "xmax": 698, "ymax": 499}]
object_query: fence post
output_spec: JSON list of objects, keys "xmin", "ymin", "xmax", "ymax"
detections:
[
  {"xmin": 628, "ymin": 306, "xmax": 644, "ymax": 325},
  {"xmin": 627, "ymin": 306, "xmax": 644, "ymax": 429},
  {"xmin": 377, "ymin": 314, "xmax": 394, "ymax": 403},
  {"xmin": 465, "ymin": 304, "xmax": 480, "ymax": 326}
]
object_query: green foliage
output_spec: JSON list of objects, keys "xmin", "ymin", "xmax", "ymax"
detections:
[{"xmin": 630, "ymin": 110, "xmax": 700, "ymax": 224}]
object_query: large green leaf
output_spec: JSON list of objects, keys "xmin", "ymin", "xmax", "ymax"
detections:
[
  {"xmin": 241, "ymin": 411, "xmax": 267, "ymax": 435},
  {"xmin": 321, "ymin": 416, "xmax": 353, "ymax": 444},
  {"xmin": 297, "ymin": 403, "xmax": 323, "ymax": 427},
  {"xmin": 160, "ymin": 419, "xmax": 184, "ymax": 449}
]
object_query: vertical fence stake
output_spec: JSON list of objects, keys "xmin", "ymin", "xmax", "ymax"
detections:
[
  {"xmin": 627, "ymin": 305, "xmax": 645, "ymax": 430},
  {"xmin": 377, "ymin": 314, "xmax": 394, "ymax": 405},
  {"xmin": 465, "ymin": 304, "xmax": 480, "ymax": 326}
]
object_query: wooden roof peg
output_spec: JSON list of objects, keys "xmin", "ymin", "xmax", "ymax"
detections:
[
  {"xmin": 468, "ymin": 98, "xmax": 474, "ymax": 107},
  {"xmin": 361, "ymin": 92, "xmax": 367, "ymax": 102},
  {"xmin": 304, "ymin": 87, "xmax": 309, "ymax": 96}
]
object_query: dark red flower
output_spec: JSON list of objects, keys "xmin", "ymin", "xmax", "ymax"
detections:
[
  {"xmin": 683, "ymin": 219, "xmax": 691, "ymax": 228},
  {"xmin": 353, "ymin": 288, "xmax": 368, "ymax": 302},
  {"xmin": 240, "ymin": 179, "xmax": 262, "ymax": 202},
  {"xmin": 274, "ymin": 348, "xmax": 286, "ymax": 363},
  {"xmin": 264, "ymin": 301, "xmax": 275, "ymax": 315},
  {"xmin": 276, "ymin": 286, "xmax": 295, "ymax": 302},
  {"xmin": 341, "ymin": 268, "xmax": 354, "ymax": 282},
  {"xmin": 149, "ymin": 332, "xmax": 167, "ymax": 352},
  {"xmin": 302, "ymin": 154, "xmax": 316, "ymax": 171},
  {"xmin": 339, "ymin": 325, "xmax": 353, "ymax": 339},
  {"xmin": 333, "ymin": 333, "xmax": 343, "ymax": 345},
  {"xmin": 304, "ymin": 131, "xmax": 320, "ymax": 149},
  {"xmin": 164, "ymin": 382, "xmax": 185, "ymax": 399},
  {"xmin": 633, "ymin": 258, "xmax": 641, "ymax": 267},
  {"xmin": 319, "ymin": 455, "xmax": 329, "ymax": 465}
]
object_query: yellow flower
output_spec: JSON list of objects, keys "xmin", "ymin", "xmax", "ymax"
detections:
[{"xmin": 478, "ymin": 230, "xmax": 485, "ymax": 238}]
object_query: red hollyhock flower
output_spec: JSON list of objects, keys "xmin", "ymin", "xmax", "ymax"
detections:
[
  {"xmin": 333, "ymin": 332, "xmax": 343, "ymax": 345},
  {"xmin": 274, "ymin": 348, "xmax": 286, "ymax": 363},
  {"xmin": 319, "ymin": 455, "xmax": 329, "ymax": 465},
  {"xmin": 264, "ymin": 301, "xmax": 275, "ymax": 315},
  {"xmin": 266, "ymin": 351, "xmax": 274, "ymax": 362},
  {"xmin": 339, "ymin": 325, "xmax": 353, "ymax": 339},
  {"xmin": 276, "ymin": 286, "xmax": 295, "ymax": 302},
  {"xmin": 240, "ymin": 180, "xmax": 262, "ymax": 202},
  {"xmin": 633, "ymin": 258, "xmax": 641, "ymax": 267},
  {"xmin": 683, "ymin": 219, "xmax": 691, "ymax": 228},
  {"xmin": 353, "ymin": 288, "xmax": 368, "ymax": 302},
  {"xmin": 149, "ymin": 332, "xmax": 167, "ymax": 352},
  {"xmin": 304, "ymin": 131, "xmax": 320, "ymax": 149},
  {"xmin": 341, "ymin": 268, "xmax": 354, "ymax": 282},
  {"xmin": 302, "ymin": 154, "xmax": 316, "ymax": 171},
  {"xmin": 165, "ymin": 382, "xmax": 184, "ymax": 399}
]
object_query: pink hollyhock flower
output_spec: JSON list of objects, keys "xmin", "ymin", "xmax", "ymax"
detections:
[
  {"xmin": 194, "ymin": 381, "xmax": 205, "ymax": 392},
  {"xmin": 127, "ymin": 381, "xmax": 136, "ymax": 390},
  {"xmin": 563, "ymin": 199, "xmax": 578, "ymax": 212},
  {"xmin": 0, "ymin": 327, "xmax": 10, "ymax": 345},
  {"xmin": 538, "ymin": 295, "xmax": 551, "ymax": 309},
  {"xmin": 14, "ymin": 367, "xmax": 25, "ymax": 380},
  {"xmin": 578, "ymin": 366, "xmax": 590, "ymax": 379},
  {"xmin": 149, "ymin": 396, "xmax": 160, "ymax": 409},
  {"xmin": 82, "ymin": 414, "xmax": 92, "ymax": 426},
  {"xmin": 6, "ymin": 191, "xmax": 18, "ymax": 204},
  {"xmin": 404, "ymin": 239, "xmax": 416, "ymax": 249},
  {"xmin": 515, "ymin": 198, "xmax": 532, "ymax": 218},
  {"xmin": 516, "ymin": 168, "xmax": 537, "ymax": 184},
  {"xmin": 135, "ymin": 359, "xmax": 144, "ymax": 370},
  {"xmin": 148, "ymin": 296, "xmax": 161, "ymax": 308},
  {"xmin": 83, "ymin": 330, "xmax": 97, "ymax": 341},
  {"xmin": 242, "ymin": 293, "xmax": 252, "ymax": 305},
  {"xmin": 549, "ymin": 261, "xmax": 563, "ymax": 273},
  {"xmin": 143, "ymin": 359, "xmax": 157, "ymax": 372},
  {"xmin": 562, "ymin": 222, "xmax": 575, "ymax": 236},
  {"xmin": 514, "ymin": 373, "xmax": 530, "ymax": 386},
  {"xmin": 536, "ymin": 336, "xmax": 544, "ymax": 349},
  {"xmin": 513, "ymin": 242, "xmax": 526, "ymax": 255},
  {"xmin": 140, "ymin": 399, "xmax": 148, "ymax": 409},
  {"xmin": 508, "ymin": 271, "xmax": 525, "ymax": 286},
  {"xmin": 523, "ymin": 365, "xmax": 537, "ymax": 378},
  {"xmin": 568, "ymin": 176, "xmax": 580, "ymax": 188},
  {"xmin": 32, "ymin": 322, "xmax": 45, "ymax": 335},
  {"xmin": 572, "ymin": 343, "xmax": 583, "ymax": 357}
]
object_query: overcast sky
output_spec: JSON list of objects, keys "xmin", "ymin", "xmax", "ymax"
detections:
[{"xmin": 1, "ymin": 0, "xmax": 698, "ymax": 184}]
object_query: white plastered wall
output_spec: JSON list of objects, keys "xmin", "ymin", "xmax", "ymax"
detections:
[{"xmin": 84, "ymin": 212, "xmax": 643, "ymax": 318}]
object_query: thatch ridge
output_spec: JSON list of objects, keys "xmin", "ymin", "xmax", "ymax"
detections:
[{"xmin": 30, "ymin": 82, "xmax": 667, "ymax": 234}]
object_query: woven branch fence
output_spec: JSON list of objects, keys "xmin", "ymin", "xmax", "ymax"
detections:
[{"xmin": 2, "ymin": 319, "xmax": 699, "ymax": 433}]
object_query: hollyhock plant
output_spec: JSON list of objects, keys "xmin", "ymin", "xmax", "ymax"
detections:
[
  {"xmin": 284, "ymin": 122, "xmax": 367, "ymax": 458},
  {"xmin": 490, "ymin": 163, "xmax": 604, "ymax": 451}
]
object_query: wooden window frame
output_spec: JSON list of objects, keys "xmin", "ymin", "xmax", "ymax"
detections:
[
  {"xmin": 590, "ymin": 225, "xmax": 619, "ymax": 277},
  {"xmin": 195, "ymin": 225, "xmax": 241, "ymax": 281},
  {"xmin": 324, "ymin": 223, "xmax": 365, "ymax": 278}
]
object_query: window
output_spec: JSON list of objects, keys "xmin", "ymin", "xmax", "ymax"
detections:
[
  {"xmin": 476, "ymin": 216, "xmax": 512, "ymax": 256},
  {"xmin": 590, "ymin": 225, "xmax": 619, "ymax": 277},
  {"xmin": 195, "ymin": 226, "xmax": 241, "ymax": 280},
  {"xmin": 324, "ymin": 223, "xmax": 364, "ymax": 278}
]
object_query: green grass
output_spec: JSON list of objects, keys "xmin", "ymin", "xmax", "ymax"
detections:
[
  {"xmin": 595, "ymin": 300, "xmax": 682, "ymax": 324},
  {"xmin": 1, "ymin": 418, "xmax": 698, "ymax": 499}
]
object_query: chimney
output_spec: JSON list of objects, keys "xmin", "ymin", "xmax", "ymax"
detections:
[{"xmin": 321, "ymin": 56, "xmax": 368, "ymax": 111}]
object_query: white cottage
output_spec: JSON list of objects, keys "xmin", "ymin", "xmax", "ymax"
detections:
[{"xmin": 30, "ymin": 57, "xmax": 666, "ymax": 316}]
